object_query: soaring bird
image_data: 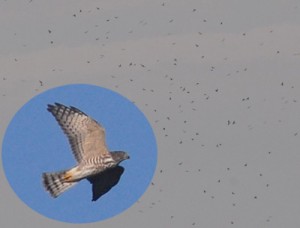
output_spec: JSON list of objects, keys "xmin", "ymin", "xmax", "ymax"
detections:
[{"xmin": 42, "ymin": 103, "xmax": 129, "ymax": 199}]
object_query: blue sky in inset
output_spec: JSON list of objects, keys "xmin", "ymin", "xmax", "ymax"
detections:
[{"xmin": 2, "ymin": 84, "xmax": 157, "ymax": 223}]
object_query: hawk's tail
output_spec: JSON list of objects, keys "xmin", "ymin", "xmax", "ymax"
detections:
[{"xmin": 42, "ymin": 170, "xmax": 78, "ymax": 198}]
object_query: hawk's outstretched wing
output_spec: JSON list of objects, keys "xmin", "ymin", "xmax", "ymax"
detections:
[
  {"xmin": 47, "ymin": 103, "xmax": 110, "ymax": 163},
  {"xmin": 87, "ymin": 166, "xmax": 125, "ymax": 201}
]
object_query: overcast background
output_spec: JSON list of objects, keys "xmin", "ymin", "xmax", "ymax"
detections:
[{"xmin": 1, "ymin": 0, "xmax": 300, "ymax": 227}]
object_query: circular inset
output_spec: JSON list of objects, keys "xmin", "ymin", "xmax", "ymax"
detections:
[{"xmin": 2, "ymin": 84, "xmax": 157, "ymax": 223}]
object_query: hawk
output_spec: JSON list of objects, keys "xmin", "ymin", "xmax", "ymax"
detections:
[{"xmin": 42, "ymin": 103, "xmax": 130, "ymax": 199}]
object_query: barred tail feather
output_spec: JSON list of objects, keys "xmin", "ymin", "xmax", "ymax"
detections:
[{"xmin": 42, "ymin": 171, "xmax": 78, "ymax": 198}]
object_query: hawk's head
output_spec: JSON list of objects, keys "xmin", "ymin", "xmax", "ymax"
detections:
[{"xmin": 110, "ymin": 151, "xmax": 130, "ymax": 165}]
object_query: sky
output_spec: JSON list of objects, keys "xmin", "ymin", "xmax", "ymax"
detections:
[
  {"xmin": 1, "ymin": 0, "xmax": 300, "ymax": 227},
  {"xmin": 2, "ymin": 84, "xmax": 157, "ymax": 223}
]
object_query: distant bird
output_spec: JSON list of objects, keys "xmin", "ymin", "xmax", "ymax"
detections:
[{"xmin": 42, "ymin": 103, "xmax": 129, "ymax": 199}]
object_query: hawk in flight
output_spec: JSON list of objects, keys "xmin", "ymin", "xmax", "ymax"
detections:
[{"xmin": 42, "ymin": 103, "xmax": 129, "ymax": 200}]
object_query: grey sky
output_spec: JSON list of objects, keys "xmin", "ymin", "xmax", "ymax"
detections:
[{"xmin": 1, "ymin": 0, "xmax": 300, "ymax": 227}]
